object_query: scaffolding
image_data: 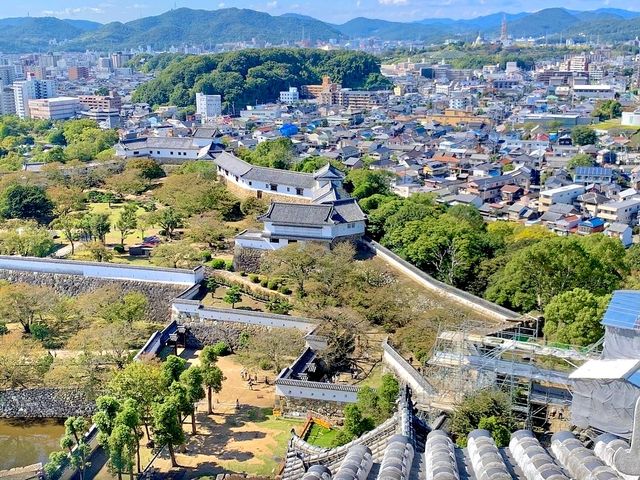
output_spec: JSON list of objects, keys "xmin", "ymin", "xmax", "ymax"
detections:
[{"xmin": 422, "ymin": 319, "xmax": 602, "ymax": 431}]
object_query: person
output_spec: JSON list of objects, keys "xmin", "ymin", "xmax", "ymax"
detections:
[
  {"xmin": 235, "ymin": 398, "xmax": 240, "ymax": 410},
  {"xmin": 248, "ymin": 379, "xmax": 254, "ymax": 390}
]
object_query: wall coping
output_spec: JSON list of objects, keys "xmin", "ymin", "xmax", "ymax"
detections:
[
  {"xmin": 275, "ymin": 378, "xmax": 359, "ymax": 393},
  {"xmin": 0, "ymin": 255, "xmax": 202, "ymax": 277},
  {"xmin": 363, "ymin": 239, "xmax": 520, "ymax": 321},
  {"xmin": 178, "ymin": 304, "xmax": 318, "ymax": 325}
]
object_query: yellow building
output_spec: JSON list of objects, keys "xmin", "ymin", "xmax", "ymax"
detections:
[{"xmin": 421, "ymin": 109, "xmax": 492, "ymax": 127}]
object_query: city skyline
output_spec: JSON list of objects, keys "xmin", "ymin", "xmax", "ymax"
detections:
[{"xmin": 4, "ymin": 0, "xmax": 639, "ymax": 24}]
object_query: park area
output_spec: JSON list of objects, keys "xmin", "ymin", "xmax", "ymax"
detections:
[{"xmin": 130, "ymin": 352, "xmax": 306, "ymax": 479}]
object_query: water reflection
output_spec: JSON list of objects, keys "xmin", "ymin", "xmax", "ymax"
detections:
[{"xmin": 0, "ymin": 419, "xmax": 65, "ymax": 470}]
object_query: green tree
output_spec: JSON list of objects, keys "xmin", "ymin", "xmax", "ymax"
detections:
[
  {"xmin": 179, "ymin": 366, "xmax": 205, "ymax": 434},
  {"xmin": 543, "ymin": 288, "xmax": 609, "ymax": 346},
  {"xmin": 200, "ymin": 346, "xmax": 225, "ymax": 414},
  {"xmin": 152, "ymin": 401, "xmax": 185, "ymax": 467},
  {"xmin": 486, "ymin": 237, "xmax": 621, "ymax": 312},
  {"xmin": 126, "ymin": 158, "xmax": 165, "ymax": 179},
  {"xmin": 345, "ymin": 169, "xmax": 393, "ymax": 199},
  {"xmin": 51, "ymin": 214, "xmax": 80, "ymax": 255},
  {"xmin": 114, "ymin": 204, "xmax": 139, "ymax": 247},
  {"xmin": 85, "ymin": 241, "xmax": 113, "ymax": 262},
  {"xmin": 451, "ymin": 389, "xmax": 514, "ymax": 447},
  {"xmin": 114, "ymin": 399, "xmax": 142, "ymax": 474},
  {"xmin": 571, "ymin": 126, "xmax": 597, "ymax": 146},
  {"xmin": 223, "ymin": 286, "xmax": 242, "ymax": 309},
  {"xmin": 108, "ymin": 360, "xmax": 165, "ymax": 440},
  {"xmin": 0, "ymin": 220, "xmax": 54, "ymax": 257},
  {"xmin": 61, "ymin": 417, "xmax": 91, "ymax": 480},
  {"xmin": 592, "ymin": 100, "xmax": 622, "ymax": 121},
  {"xmin": 261, "ymin": 243, "xmax": 325, "ymax": 297},
  {"xmin": 162, "ymin": 355, "xmax": 188, "ymax": 387},
  {"xmin": 151, "ymin": 241, "xmax": 202, "ymax": 269},
  {"xmin": 108, "ymin": 424, "xmax": 137, "ymax": 480},
  {"xmin": 150, "ymin": 207, "xmax": 182, "ymax": 240},
  {"xmin": 0, "ymin": 183, "xmax": 54, "ymax": 224},
  {"xmin": 343, "ymin": 404, "xmax": 374, "ymax": 438},
  {"xmin": 93, "ymin": 395, "xmax": 122, "ymax": 448},
  {"xmin": 567, "ymin": 153, "xmax": 594, "ymax": 171},
  {"xmin": 79, "ymin": 212, "xmax": 110, "ymax": 243},
  {"xmin": 478, "ymin": 416, "xmax": 512, "ymax": 447}
]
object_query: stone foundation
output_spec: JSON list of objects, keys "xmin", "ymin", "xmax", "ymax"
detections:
[
  {"xmin": 275, "ymin": 396, "xmax": 348, "ymax": 424},
  {"xmin": 233, "ymin": 246, "xmax": 266, "ymax": 273},
  {"xmin": 184, "ymin": 321, "xmax": 270, "ymax": 350},
  {"xmin": 0, "ymin": 388, "xmax": 94, "ymax": 418},
  {"xmin": 220, "ymin": 177, "xmax": 312, "ymax": 205},
  {"xmin": 0, "ymin": 270, "xmax": 185, "ymax": 321}
]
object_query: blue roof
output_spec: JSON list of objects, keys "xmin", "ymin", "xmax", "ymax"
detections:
[
  {"xmin": 601, "ymin": 291, "xmax": 640, "ymax": 331},
  {"xmin": 574, "ymin": 166, "xmax": 613, "ymax": 176},
  {"xmin": 579, "ymin": 217, "xmax": 605, "ymax": 228},
  {"xmin": 628, "ymin": 370, "xmax": 640, "ymax": 388}
]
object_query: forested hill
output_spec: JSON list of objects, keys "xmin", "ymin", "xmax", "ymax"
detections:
[
  {"xmin": 131, "ymin": 49, "xmax": 391, "ymax": 112},
  {"xmin": 1, "ymin": 7, "xmax": 640, "ymax": 52}
]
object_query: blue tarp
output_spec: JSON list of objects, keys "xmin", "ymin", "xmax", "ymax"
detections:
[
  {"xmin": 280, "ymin": 124, "xmax": 299, "ymax": 137},
  {"xmin": 602, "ymin": 291, "xmax": 640, "ymax": 331}
]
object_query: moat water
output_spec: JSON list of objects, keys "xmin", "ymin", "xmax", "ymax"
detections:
[{"xmin": 0, "ymin": 419, "xmax": 65, "ymax": 470}]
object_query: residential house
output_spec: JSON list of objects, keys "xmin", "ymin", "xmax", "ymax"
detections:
[
  {"xmin": 501, "ymin": 185, "xmax": 523, "ymax": 203},
  {"xmin": 577, "ymin": 217, "xmax": 606, "ymax": 235},
  {"xmin": 573, "ymin": 166, "xmax": 614, "ymax": 186},
  {"xmin": 114, "ymin": 137, "xmax": 218, "ymax": 162},
  {"xmin": 465, "ymin": 174, "xmax": 516, "ymax": 202},
  {"xmin": 598, "ymin": 199, "xmax": 640, "ymax": 226},
  {"xmin": 605, "ymin": 223, "xmax": 634, "ymax": 247}
]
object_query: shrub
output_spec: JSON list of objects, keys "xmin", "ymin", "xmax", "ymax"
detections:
[
  {"xmin": 211, "ymin": 341, "xmax": 230, "ymax": 356},
  {"xmin": 210, "ymin": 258, "xmax": 226, "ymax": 269},
  {"xmin": 267, "ymin": 280, "xmax": 279, "ymax": 290},
  {"xmin": 0, "ymin": 322, "xmax": 7, "ymax": 335},
  {"xmin": 240, "ymin": 271, "xmax": 247, "ymax": 277},
  {"xmin": 267, "ymin": 298, "xmax": 292, "ymax": 315},
  {"xmin": 259, "ymin": 359, "xmax": 273, "ymax": 371},
  {"xmin": 250, "ymin": 274, "xmax": 260, "ymax": 283},
  {"xmin": 279, "ymin": 286, "xmax": 293, "ymax": 295},
  {"xmin": 113, "ymin": 244, "xmax": 126, "ymax": 254},
  {"xmin": 200, "ymin": 251, "xmax": 212, "ymax": 262},
  {"xmin": 224, "ymin": 260, "xmax": 234, "ymax": 271},
  {"xmin": 260, "ymin": 279, "xmax": 268, "ymax": 288}
]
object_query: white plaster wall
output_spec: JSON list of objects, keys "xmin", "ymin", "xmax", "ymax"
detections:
[{"xmin": 0, "ymin": 256, "xmax": 203, "ymax": 285}]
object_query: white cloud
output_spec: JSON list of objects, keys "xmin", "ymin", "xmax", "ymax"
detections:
[
  {"xmin": 266, "ymin": 0, "xmax": 278, "ymax": 8},
  {"xmin": 378, "ymin": 0, "xmax": 408, "ymax": 4},
  {"xmin": 42, "ymin": 6, "xmax": 105, "ymax": 16},
  {"xmin": 218, "ymin": 2, "xmax": 226, "ymax": 7}
]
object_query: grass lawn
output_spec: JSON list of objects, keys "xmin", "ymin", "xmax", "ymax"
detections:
[
  {"xmin": 201, "ymin": 285, "xmax": 267, "ymax": 312},
  {"xmin": 304, "ymin": 423, "xmax": 341, "ymax": 449},
  {"xmin": 88, "ymin": 202, "xmax": 161, "ymax": 247},
  {"xmin": 593, "ymin": 118, "xmax": 640, "ymax": 132}
]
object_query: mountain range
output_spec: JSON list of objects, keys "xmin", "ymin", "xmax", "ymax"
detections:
[{"xmin": 1, "ymin": 7, "xmax": 640, "ymax": 52}]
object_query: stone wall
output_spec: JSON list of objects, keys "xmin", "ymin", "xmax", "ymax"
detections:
[
  {"xmin": 0, "ymin": 388, "xmax": 94, "ymax": 418},
  {"xmin": 275, "ymin": 396, "xmax": 348, "ymax": 424},
  {"xmin": 220, "ymin": 176, "xmax": 312, "ymax": 205},
  {"xmin": 0, "ymin": 270, "xmax": 185, "ymax": 321},
  {"xmin": 232, "ymin": 246, "xmax": 265, "ymax": 273},
  {"xmin": 184, "ymin": 321, "xmax": 270, "ymax": 350}
]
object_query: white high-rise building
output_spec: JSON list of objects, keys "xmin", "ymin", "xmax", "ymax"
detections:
[
  {"xmin": 13, "ymin": 73, "xmax": 57, "ymax": 118},
  {"xmin": 280, "ymin": 87, "xmax": 300, "ymax": 104},
  {"xmin": 195, "ymin": 92, "xmax": 222, "ymax": 123}
]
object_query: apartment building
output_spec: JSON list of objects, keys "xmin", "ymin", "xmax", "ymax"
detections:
[
  {"xmin": 195, "ymin": 92, "xmax": 222, "ymax": 123},
  {"xmin": 68, "ymin": 66, "xmax": 89, "ymax": 81},
  {"xmin": 539, "ymin": 184, "xmax": 586, "ymax": 212},
  {"xmin": 13, "ymin": 74, "xmax": 56, "ymax": 118},
  {"xmin": 79, "ymin": 92, "xmax": 122, "ymax": 111},
  {"xmin": 598, "ymin": 199, "xmax": 640, "ymax": 225},
  {"xmin": 28, "ymin": 96, "xmax": 80, "ymax": 120}
]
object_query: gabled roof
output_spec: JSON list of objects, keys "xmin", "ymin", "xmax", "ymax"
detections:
[
  {"xmin": 313, "ymin": 163, "xmax": 345, "ymax": 181},
  {"xmin": 258, "ymin": 198, "xmax": 365, "ymax": 227}
]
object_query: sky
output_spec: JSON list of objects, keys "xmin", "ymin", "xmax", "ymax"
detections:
[{"xmin": 5, "ymin": 0, "xmax": 638, "ymax": 24}]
